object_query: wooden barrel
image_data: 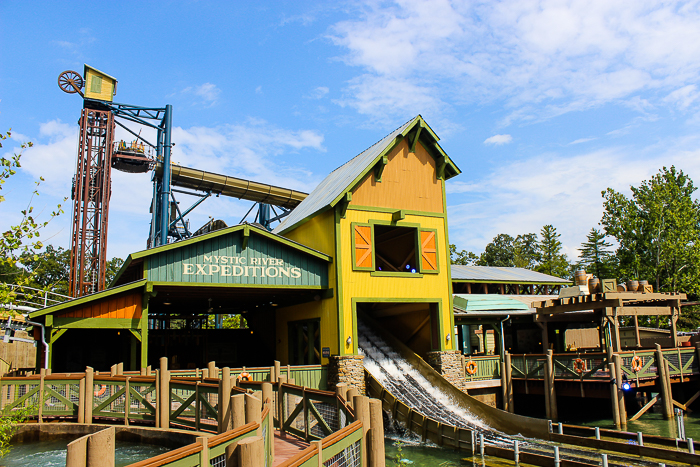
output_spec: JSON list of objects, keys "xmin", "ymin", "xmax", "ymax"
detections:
[
  {"xmin": 588, "ymin": 277, "xmax": 600, "ymax": 294},
  {"xmin": 627, "ymin": 280, "xmax": 639, "ymax": 292},
  {"xmin": 575, "ymin": 270, "xmax": 587, "ymax": 286}
]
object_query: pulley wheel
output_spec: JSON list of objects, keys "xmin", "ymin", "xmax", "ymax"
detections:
[{"xmin": 58, "ymin": 70, "xmax": 84, "ymax": 94}]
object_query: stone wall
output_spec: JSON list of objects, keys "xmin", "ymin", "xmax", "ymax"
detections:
[
  {"xmin": 427, "ymin": 350, "xmax": 467, "ymax": 392},
  {"xmin": 328, "ymin": 355, "xmax": 365, "ymax": 395}
]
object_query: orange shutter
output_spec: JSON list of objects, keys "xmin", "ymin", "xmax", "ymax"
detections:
[
  {"xmin": 420, "ymin": 230, "xmax": 437, "ymax": 271},
  {"xmin": 354, "ymin": 225, "xmax": 373, "ymax": 269}
]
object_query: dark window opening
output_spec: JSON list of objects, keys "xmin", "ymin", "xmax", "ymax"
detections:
[{"xmin": 374, "ymin": 225, "xmax": 418, "ymax": 273}]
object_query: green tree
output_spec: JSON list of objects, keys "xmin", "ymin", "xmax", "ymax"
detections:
[
  {"xmin": 478, "ymin": 233, "xmax": 539, "ymax": 268},
  {"xmin": 0, "ymin": 130, "xmax": 65, "ymax": 308},
  {"xmin": 601, "ymin": 166, "xmax": 700, "ymax": 295},
  {"xmin": 105, "ymin": 256, "xmax": 125, "ymax": 287},
  {"xmin": 449, "ymin": 244, "xmax": 478, "ymax": 265},
  {"xmin": 536, "ymin": 225, "xmax": 570, "ymax": 278},
  {"xmin": 19, "ymin": 245, "xmax": 70, "ymax": 295},
  {"xmin": 578, "ymin": 228, "xmax": 615, "ymax": 279}
]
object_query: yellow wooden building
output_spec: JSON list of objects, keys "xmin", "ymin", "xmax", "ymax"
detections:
[
  {"xmin": 83, "ymin": 64, "xmax": 117, "ymax": 102},
  {"xmin": 273, "ymin": 115, "xmax": 460, "ymax": 364}
]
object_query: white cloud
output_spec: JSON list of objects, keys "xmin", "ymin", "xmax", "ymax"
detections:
[
  {"xmin": 181, "ymin": 83, "xmax": 222, "ymax": 106},
  {"xmin": 569, "ymin": 137, "xmax": 596, "ymax": 145},
  {"xmin": 483, "ymin": 134, "xmax": 512, "ymax": 146},
  {"xmin": 664, "ymin": 85, "xmax": 700, "ymax": 110},
  {"xmin": 446, "ymin": 136, "xmax": 700, "ymax": 263},
  {"xmin": 329, "ymin": 0, "xmax": 700, "ymax": 124},
  {"xmin": 307, "ymin": 86, "xmax": 329, "ymax": 99}
]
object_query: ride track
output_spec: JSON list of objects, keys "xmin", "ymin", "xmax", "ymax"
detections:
[{"xmin": 357, "ymin": 317, "xmax": 696, "ymax": 467}]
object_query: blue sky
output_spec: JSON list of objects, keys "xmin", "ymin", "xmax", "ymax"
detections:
[{"xmin": 2, "ymin": 1, "xmax": 700, "ymax": 262}]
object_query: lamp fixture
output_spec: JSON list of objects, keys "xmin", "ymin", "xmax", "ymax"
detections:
[
  {"xmin": 163, "ymin": 302, "xmax": 171, "ymax": 306},
  {"xmin": 346, "ymin": 336, "xmax": 352, "ymax": 346},
  {"xmin": 446, "ymin": 334, "xmax": 451, "ymax": 341}
]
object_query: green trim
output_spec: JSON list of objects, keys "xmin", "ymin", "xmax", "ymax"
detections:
[
  {"xmin": 350, "ymin": 222, "xmax": 374, "ymax": 272},
  {"xmin": 29, "ymin": 280, "xmax": 147, "ymax": 318},
  {"xmin": 51, "ymin": 328, "xmax": 67, "ymax": 342},
  {"xmin": 329, "ymin": 134, "xmax": 406, "ymax": 209},
  {"xmin": 54, "ymin": 318, "xmax": 142, "ymax": 329},
  {"xmin": 370, "ymin": 271, "xmax": 423, "ymax": 278},
  {"xmin": 418, "ymin": 227, "xmax": 439, "ymax": 275},
  {"xmin": 124, "ymin": 223, "xmax": 331, "ymax": 264},
  {"xmin": 141, "ymin": 294, "xmax": 149, "ymax": 368},
  {"xmin": 451, "ymin": 279, "xmax": 570, "ymax": 285},
  {"xmin": 374, "ymin": 155, "xmax": 388, "ymax": 182},
  {"xmin": 409, "ymin": 126, "xmax": 423, "ymax": 153},
  {"xmin": 335, "ymin": 206, "xmax": 347, "ymax": 355},
  {"xmin": 129, "ymin": 329, "xmax": 142, "ymax": 342},
  {"xmin": 149, "ymin": 281, "xmax": 326, "ymax": 290},
  {"xmin": 441, "ymin": 181, "xmax": 455, "ymax": 350},
  {"xmin": 347, "ymin": 205, "xmax": 445, "ymax": 218},
  {"xmin": 391, "ymin": 210, "xmax": 406, "ymax": 222},
  {"xmin": 242, "ymin": 225, "xmax": 250, "ymax": 250},
  {"xmin": 339, "ymin": 192, "xmax": 352, "ymax": 219}
]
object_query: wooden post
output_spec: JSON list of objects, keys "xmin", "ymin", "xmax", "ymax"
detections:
[
  {"xmin": 541, "ymin": 322, "xmax": 549, "ymax": 352},
  {"xmin": 86, "ymin": 427, "xmax": 115, "ymax": 467},
  {"xmin": 262, "ymin": 382, "xmax": 273, "ymax": 407},
  {"xmin": 545, "ymin": 349, "xmax": 558, "ymax": 421},
  {"xmin": 500, "ymin": 361, "xmax": 508, "ymax": 411},
  {"xmin": 66, "ymin": 435, "xmax": 87, "ymax": 467},
  {"xmin": 231, "ymin": 394, "xmax": 246, "ymax": 429},
  {"xmin": 85, "ymin": 367, "xmax": 94, "ymax": 425},
  {"xmin": 633, "ymin": 316, "xmax": 641, "ymax": 347},
  {"xmin": 335, "ymin": 383, "xmax": 348, "ymax": 401},
  {"xmin": 613, "ymin": 354, "xmax": 627, "ymax": 425},
  {"xmin": 159, "ymin": 357, "xmax": 169, "ymax": 429},
  {"xmin": 277, "ymin": 375, "xmax": 287, "ymax": 434},
  {"xmin": 346, "ymin": 388, "xmax": 358, "ymax": 410},
  {"xmin": 116, "ymin": 362, "xmax": 123, "ymax": 375},
  {"xmin": 656, "ymin": 344, "xmax": 673, "ymax": 419},
  {"xmin": 312, "ymin": 440, "xmax": 323, "ymax": 467},
  {"xmin": 238, "ymin": 436, "xmax": 264, "ymax": 467},
  {"xmin": 208, "ymin": 361, "xmax": 217, "ymax": 379},
  {"xmin": 353, "ymin": 395, "xmax": 371, "ymax": 467},
  {"xmin": 505, "ymin": 352, "xmax": 514, "ymax": 413},
  {"xmin": 140, "ymin": 367, "xmax": 146, "ymax": 376},
  {"xmin": 671, "ymin": 310, "xmax": 679, "ymax": 348},
  {"xmin": 369, "ymin": 398, "xmax": 386, "ymax": 467},
  {"xmin": 219, "ymin": 367, "xmax": 231, "ymax": 433},
  {"xmin": 154, "ymin": 369, "xmax": 160, "ymax": 428},
  {"xmin": 38, "ymin": 368, "xmax": 45, "ymax": 423},
  {"xmin": 611, "ymin": 309, "xmax": 622, "ymax": 353},
  {"xmin": 78, "ymin": 377, "xmax": 85, "ymax": 424},
  {"xmin": 124, "ymin": 377, "xmax": 130, "ymax": 426},
  {"xmin": 245, "ymin": 393, "xmax": 262, "ymax": 435},
  {"xmin": 110, "ymin": 365, "xmax": 117, "ymax": 377},
  {"xmin": 274, "ymin": 360, "xmax": 281, "ymax": 383},
  {"xmin": 196, "ymin": 436, "xmax": 209, "ymax": 467},
  {"xmin": 608, "ymin": 362, "xmax": 621, "ymax": 428}
]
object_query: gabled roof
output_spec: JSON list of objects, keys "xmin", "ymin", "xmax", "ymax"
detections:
[
  {"xmin": 111, "ymin": 222, "xmax": 331, "ymax": 286},
  {"xmin": 273, "ymin": 115, "xmax": 460, "ymax": 235},
  {"xmin": 451, "ymin": 265, "xmax": 570, "ymax": 284},
  {"xmin": 453, "ymin": 294, "xmax": 531, "ymax": 316},
  {"xmin": 84, "ymin": 64, "xmax": 117, "ymax": 82}
]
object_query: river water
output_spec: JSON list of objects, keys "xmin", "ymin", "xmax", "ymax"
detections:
[{"xmin": 1, "ymin": 439, "xmax": 170, "ymax": 466}]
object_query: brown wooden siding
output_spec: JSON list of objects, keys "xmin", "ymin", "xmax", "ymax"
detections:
[
  {"xmin": 350, "ymin": 140, "xmax": 444, "ymax": 213},
  {"xmin": 58, "ymin": 291, "xmax": 142, "ymax": 319}
]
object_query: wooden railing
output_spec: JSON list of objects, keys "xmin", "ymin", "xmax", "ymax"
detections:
[
  {"xmin": 463, "ymin": 355, "xmax": 501, "ymax": 381},
  {"xmin": 0, "ymin": 364, "xmax": 360, "ymax": 467},
  {"xmin": 164, "ymin": 364, "xmax": 328, "ymax": 390},
  {"xmin": 509, "ymin": 347, "xmax": 700, "ymax": 382}
]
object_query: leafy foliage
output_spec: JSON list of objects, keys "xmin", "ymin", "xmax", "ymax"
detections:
[
  {"xmin": 449, "ymin": 244, "xmax": 478, "ymax": 265},
  {"xmin": 0, "ymin": 130, "xmax": 65, "ymax": 308},
  {"xmin": 535, "ymin": 225, "xmax": 570, "ymax": 278},
  {"xmin": 475, "ymin": 233, "xmax": 541, "ymax": 269},
  {"xmin": 601, "ymin": 166, "xmax": 700, "ymax": 295},
  {"xmin": 577, "ymin": 228, "xmax": 616, "ymax": 279}
]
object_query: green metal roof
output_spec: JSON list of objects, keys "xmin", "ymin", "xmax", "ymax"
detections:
[
  {"xmin": 111, "ymin": 222, "xmax": 332, "ymax": 286},
  {"xmin": 274, "ymin": 115, "xmax": 461, "ymax": 234},
  {"xmin": 451, "ymin": 265, "xmax": 570, "ymax": 284},
  {"xmin": 452, "ymin": 294, "xmax": 531, "ymax": 316}
]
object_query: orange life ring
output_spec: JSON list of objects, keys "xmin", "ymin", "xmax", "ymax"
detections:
[
  {"xmin": 238, "ymin": 372, "xmax": 251, "ymax": 381},
  {"xmin": 573, "ymin": 358, "xmax": 586, "ymax": 374},
  {"xmin": 94, "ymin": 385, "xmax": 107, "ymax": 397},
  {"xmin": 465, "ymin": 360, "xmax": 478, "ymax": 375},
  {"xmin": 631, "ymin": 356, "xmax": 643, "ymax": 373}
]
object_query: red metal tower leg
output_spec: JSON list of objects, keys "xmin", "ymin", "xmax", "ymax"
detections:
[{"xmin": 69, "ymin": 108, "xmax": 114, "ymax": 297}]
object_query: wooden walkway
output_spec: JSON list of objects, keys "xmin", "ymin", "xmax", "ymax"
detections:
[{"xmin": 273, "ymin": 430, "xmax": 309, "ymax": 466}]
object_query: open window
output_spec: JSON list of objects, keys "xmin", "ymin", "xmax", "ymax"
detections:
[{"xmin": 374, "ymin": 224, "xmax": 419, "ymax": 273}]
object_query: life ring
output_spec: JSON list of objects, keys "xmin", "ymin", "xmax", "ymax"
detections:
[
  {"xmin": 238, "ymin": 372, "xmax": 251, "ymax": 382},
  {"xmin": 631, "ymin": 356, "xmax": 643, "ymax": 373},
  {"xmin": 465, "ymin": 360, "xmax": 478, "ymax": 375},
  {"xmin": 573, "ymin": 358, "xmax": 586, "ymax": 374},
  {"xmin": 94, "ymin": 385, "xmax": 107, "ymax": 397}
]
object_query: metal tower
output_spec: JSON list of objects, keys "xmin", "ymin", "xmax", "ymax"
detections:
[{"xmin": 68, "ymin": 107, "xmax": 115, "ymax": 297}]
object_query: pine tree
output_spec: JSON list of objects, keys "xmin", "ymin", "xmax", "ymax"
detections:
[
  {"xmin": 578, "ymin": 228, "xmax": 614, "ymax": 279},
  {"xmin": 535, "ymin": 225, "xmax": 570, "ymax": 278}
]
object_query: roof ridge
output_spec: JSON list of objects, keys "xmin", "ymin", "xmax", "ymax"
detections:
[{"xmin": 326, "ymin": 116, "xmax": 418, "ymax": 175}]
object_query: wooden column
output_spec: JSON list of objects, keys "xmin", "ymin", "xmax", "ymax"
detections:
[
  {"xmin": 613, "ymin": 354, "xmax": 627, "ymax": 426},
  {"xmin": 608, "ymin": 361, "xmax": 621, "ymax": 428},
  {"xmin": 159, "ymin": 357, "xmax": 169, "ymax": 429},
  {"xmin": 656, "ymin": 344, "xmax": 673, "ymax": 419},
  {"xmin": 500, "ymin": 361, "xmax": 508, "ymax": 411},
  {"xmin": 86, "ymin": 427, "xmax": 115, "ymax": 467},
  {"xmin": 353, "ymin": 395, "xmax": 371, "ymax": 467},
  {"xmin": 85, "ymin": 367, "xmax": 94, "ymax": 425},
  {"xmin": 369, "ymin": 399, "xmax": 385, "ymax": 467},
  {"xmin": 544, "ymin": 349, "xmax": 558, "ymax": 421},
  {"xmin": 541, "ymin": 322, "xmax": 549, "ymax": 352},
  {"xmin": 671, "ymin": 309, "xmax": 679, "ymax": 348},
  {"xmin": 218, "ymin": 367, "xmax": 231, "ymax": 433},
  {"xmin": 78, "ymin": 378, "xmax": 85, "ymax": 424},
  {"xmin": 505, "ymin": 352, "xmax": 514, "ymax": 413},
  {"xmin": 238, "ymin": 436, "xmax": 264, "ymax": 467},
  {"xmin": 633, "ymin": 316, "xmax": 641, "ymax": 347}
]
